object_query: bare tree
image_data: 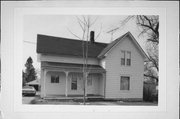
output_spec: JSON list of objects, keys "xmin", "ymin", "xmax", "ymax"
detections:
[
  {"xmin": 67, "ymin": 15, "xmax": 100, "ymax": 105},
  {"xmin": 136, "ymin": 15, "xmax": 159, "ymax": 83}
]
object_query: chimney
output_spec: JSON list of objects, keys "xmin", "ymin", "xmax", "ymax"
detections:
[{"xmin": 90, "ymin": 31, "xmax": 95, "ymax": 43}]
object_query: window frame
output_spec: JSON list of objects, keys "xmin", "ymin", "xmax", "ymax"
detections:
[
  {"xmin": 126, "ymin": 51, "xmax": 131, "ymax": 66},
  {"xmin": 121, "ymin": 50, "xmax": 126, "ymax": 66},
  {"xmin": 51, "ymin": 75, "xmax": 59, "ymax": 83},
  {"xmin": 120, "ymin": 76, "xmax": 130, "ymax": 90},
  {"xmin": 71, "ymin": 75, "xmax": 77, "ymax": 90},
  {"xmin": 121, "ymin": 50, "xmax": 131, "ymax": 66}
]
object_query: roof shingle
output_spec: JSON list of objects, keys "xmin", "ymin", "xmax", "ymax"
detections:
[
  {"xmin": 36, "ymin": 34, "xmax": 108, "ymax": 58},
  {"xmin": 36, "ymin": 32, "xmax": 148, "ymax": 60}
]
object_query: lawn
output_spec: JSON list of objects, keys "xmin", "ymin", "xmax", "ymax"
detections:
[{"xmin": 30, "ymin": 96, "xmax": 158, "ymax": 106}]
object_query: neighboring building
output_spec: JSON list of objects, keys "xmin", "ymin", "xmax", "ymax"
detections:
[
  {"xmin": 36, "ymin": 31, "xmax": 148, "ymax": 101},
  {"xmin": 26, "ymin": 79, "xmax": 40, "ymax": 91}
]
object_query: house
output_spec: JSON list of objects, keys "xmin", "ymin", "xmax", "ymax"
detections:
[{"xmin": 36, "ymin": 31, "xmax": 148, "ymax": 101}]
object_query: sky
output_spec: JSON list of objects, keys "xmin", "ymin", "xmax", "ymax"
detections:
[{"xmin": 23, "ymin": 15, "xmax": 147, "ymax": 74}]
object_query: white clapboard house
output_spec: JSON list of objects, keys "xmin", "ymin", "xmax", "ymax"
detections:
[{"xmin": 37, "ymin": 31, "xmax": 148, "ymax": 100}]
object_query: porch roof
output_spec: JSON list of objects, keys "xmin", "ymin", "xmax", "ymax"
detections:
[{"xmin": 42, "ymin": 62, "xmax": 106, "ymax": 73}]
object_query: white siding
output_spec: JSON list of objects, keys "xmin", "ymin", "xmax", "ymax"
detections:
[
  {"xmin": 67, "ymin": 73, "xmax": 84, "ymax": 95},
  {"xmin": 105, "ymin": 36, "xmax": 144, "ymax": 99},
  {"xmin": 40, "ymin": 71, "xmax": 103, "ymax": 96},
  {"xmin": 100, "ymin": 59, "xmax": 106, "ymax": 69},
  {"xmin": 39, "ymin": 54, "xmax": 99, "ymax": 65},
  {"xmin": 45, "ymin": 71, "xmax": 66, "ymax": 95},
  {"xmin": 86, "ymin": 74, "xmax": 102, "ymax": 95}
]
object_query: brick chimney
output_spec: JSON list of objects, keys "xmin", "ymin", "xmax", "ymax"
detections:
[{"xmin": 90, "ymin": 31, "xmax": 95, "ymax": 43}]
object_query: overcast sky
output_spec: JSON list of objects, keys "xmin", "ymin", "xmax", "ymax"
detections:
[{"xmin": 23, "ymin": 15, "xmax": 147, "ymax": 72}]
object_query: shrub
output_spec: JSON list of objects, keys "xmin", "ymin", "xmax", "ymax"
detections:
[{"xmin": 143, "ymin": 83, "xmax": 158, "ymax": 102}]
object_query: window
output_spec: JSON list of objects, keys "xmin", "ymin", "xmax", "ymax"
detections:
[
  {"xmin": 121, "ymin": 50, "xmax": 125, "ymax": 65},
  {"xmin": 126, "ymin": 51, "xmax": 131, "ymax": 66},
  {"xmin": 120, "ymin": 76, "xmax": 130, "ymax": 90},
  {"xmin": 121, "ymin": 50, "xmax": 131, "ymax": 66},
  {"xmin": 51, "ymin": 75, "xmax": 59, "ymax": 83},
  {"xmin": 87, "ymin": 76, "xmax": 92, "ymax": 86},
  {"xmin": 71, "ymin": 76, "xmax": 77, "ymax": 90}
]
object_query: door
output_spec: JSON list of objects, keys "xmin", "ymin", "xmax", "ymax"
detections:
[{"xmin": 87, "ymin": 74, "xmax": 93, "ymax": 95}]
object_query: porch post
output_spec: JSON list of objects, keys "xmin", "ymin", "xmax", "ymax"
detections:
[
  {"xmin": 40, "ymin": 69, "xmax": 44, "ymax": 98},
  {"xmin": 65, "ymin": 71, "xmax": 69, "ymax": 97},
  {"xmin": 102, "ymin": 72, "xmax": 106, "ymax": 98},
  {"xmin": 43, "ymin": 70, "xmax": 47, "ymax": 97},
  {"xmin": 85, "ymin": 72, "xmax": 89, "ymax": 97}
]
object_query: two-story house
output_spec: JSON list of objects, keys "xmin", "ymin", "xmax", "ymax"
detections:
[{"xmin": 36, "ymin": 31, "xmax": 148, "ymax": 101}]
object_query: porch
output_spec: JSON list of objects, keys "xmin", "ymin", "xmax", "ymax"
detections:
[{"xmin": 40, "ymin": 62, "xmax": 106, "ymax": 98}]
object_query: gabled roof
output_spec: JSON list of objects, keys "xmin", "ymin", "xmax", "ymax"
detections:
[
  {"xmin": 97, "ymin": 32, "xmax": 128, "ymax": 58},
  {"xmin": 37, "ymin": 34, "xmax": 108, "ymax": 58},
  {"xmin": 98, "ymin": 32, "xmax": 149, "ymax": 59},
  {"xmin": 36, "ymin": 32, "xmax": 148, "ymax": 60}
]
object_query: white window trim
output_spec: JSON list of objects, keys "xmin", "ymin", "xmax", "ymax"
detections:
[
  {"xmin": 121, "ymin": 50, "xmax": 131, "ymax": 66},
  {"xmin": 51, "ymin": 75, "xmax": 59, "ymax": 83},
  {"xmin": 71, "ymin": 76, "xmax": 78, "ymax": 90}
]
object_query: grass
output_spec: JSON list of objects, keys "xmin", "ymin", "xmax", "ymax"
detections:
[{"xmin": 30, "ymin": 96, "xmax": 158, "ymax": 106}]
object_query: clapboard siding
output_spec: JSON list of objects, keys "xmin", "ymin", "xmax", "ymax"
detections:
[
  {"xmin": 45, "ymin": 71, "xmax": 66, "ymax": 95},
  {"xmin": 105, "ymin": 35, "xmax": 144, "ymax": 99}
]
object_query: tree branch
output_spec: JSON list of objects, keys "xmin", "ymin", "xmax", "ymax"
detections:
[
  {"xmin": 67, "ymin": 28, "xmax": 82, "ymax": 40},
  {"xmin": 144, "ymin": 74, "xmax": 158, "ymax": 81},
  {"xmin": 95, "ymin": 23, "xmax": 102, "ymax": 40}
]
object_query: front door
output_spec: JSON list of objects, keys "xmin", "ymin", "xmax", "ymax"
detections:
[{"xmin": 87, "ymin": 74, "xmax": 93, "ymax": 95}]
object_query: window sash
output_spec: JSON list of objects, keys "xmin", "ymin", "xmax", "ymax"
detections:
[
  {"xmin": 121, "ymin": 50, "xmax": 125, "ymax": 65},
  {"xmin": 126, "ymin": 51, "xmax": 131, "ymax": 66},
  {"xmin": 71, "ymin": 77, "xmax": 77, "ymax": 90},
  {"xmin": 51, "ymin": 75, "xmax": 59, "ymax": 83},
  {"xmin": 127, "ymin": 59, "xmax": 131, "ymax": 66},
  {"xmin": 121, "ymin": 58, "xmax": 125, "ymax": 65},
  {"xmin": 120, "ymin": 76, "xmax": 130, "ymax": 90}
]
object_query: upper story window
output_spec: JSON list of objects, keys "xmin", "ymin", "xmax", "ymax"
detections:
[
  {"xmin": 121, "ymin": 50, "xmax": 125, "ymax": 66},
  {"xmin": 126, "ymin": 51, "xmax": 131, "ymax": 66},
  {"xmin": 121, "ymin": 50, "xmax": 131, "ymax": 66},
  {"xmin": 51, "ymin": 75, "xmax": 59, "ymax": 83}
]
